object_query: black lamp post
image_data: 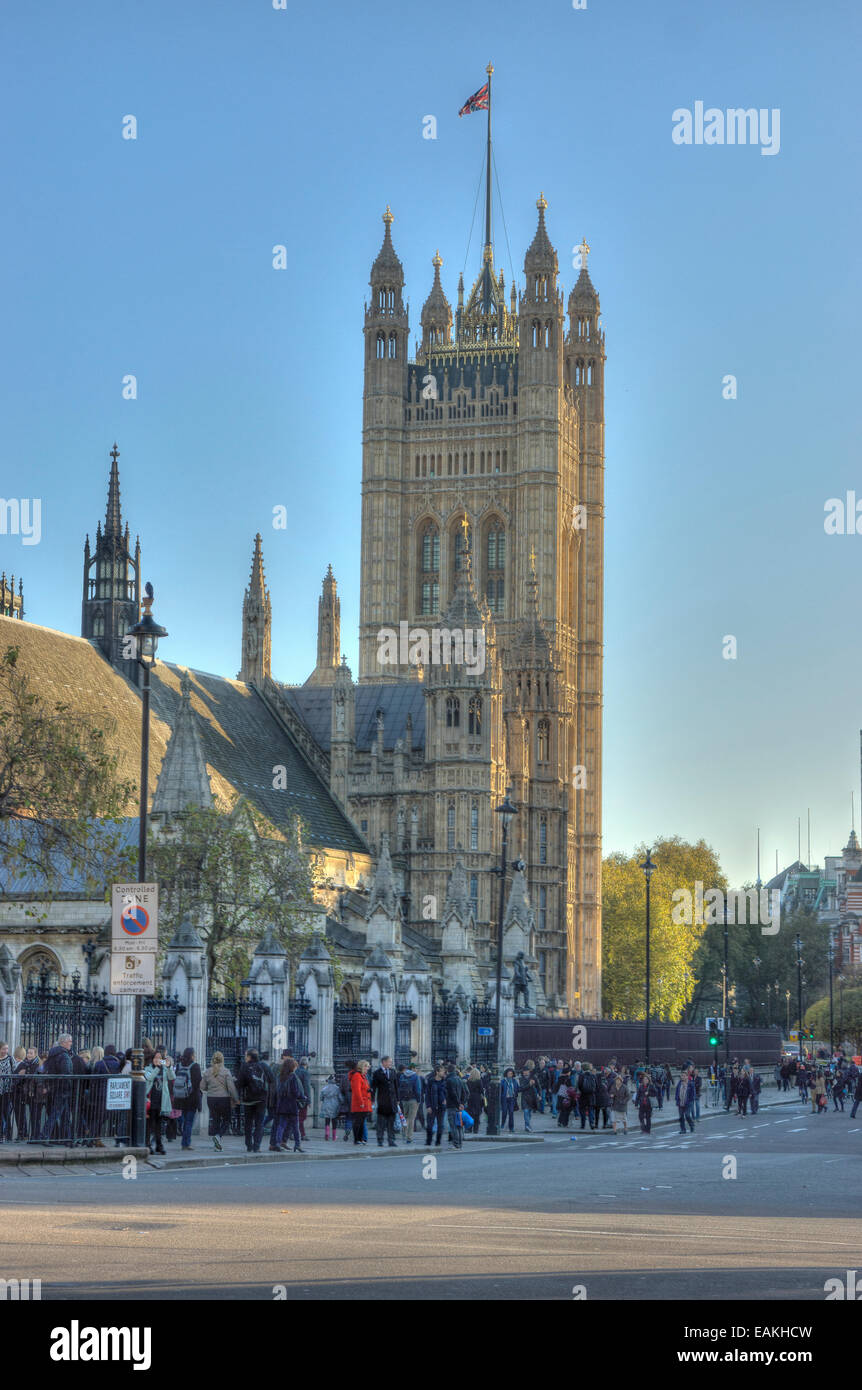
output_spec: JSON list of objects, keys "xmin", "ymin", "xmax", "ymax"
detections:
[
  {"xmin": 828, "ymin": 935, "xmax": 835, "ymax": 1057},
  {"xmin": 838, "ymin": 973, "xmax": 845, "ymax": 1051},
  {"xmin": 127, "ymin": 584, "xmax": 167, "ymax": 1143},
  {"xmin": 752, "ymin": 957, "xmax": 762, "ymax": 1025},
  {"xmin": 486, "ymin": 786, "xmax": 518, "ymax": 1137},
  {"xmin": 795, "ymin": 933, "xmax": 804, "ymax": 1058},
  {"xmin": 639, "ymin": 850, "xmax": 656, "ymax": 1065}
]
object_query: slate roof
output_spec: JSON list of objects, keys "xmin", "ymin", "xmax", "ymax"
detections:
[
  {"xmin": 150, "ymin": 663, "xmax": 366, "ymax": 852},
  {"xmin": 283, "ymin": 683, "xmax": 427, "ymax": 752},
  {"xmin": 0, "ymin": 617, "xmax": 366, "ymax": 856}
]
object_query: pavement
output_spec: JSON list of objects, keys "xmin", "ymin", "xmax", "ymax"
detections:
[{"xmin": 0, "ymin": 1080, "xmax": 807, "ymax": 1174}]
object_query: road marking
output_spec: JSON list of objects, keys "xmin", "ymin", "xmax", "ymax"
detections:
[{"xmin": 788, "ymin": 1128, "xmax": 808, "ymax": 1132}]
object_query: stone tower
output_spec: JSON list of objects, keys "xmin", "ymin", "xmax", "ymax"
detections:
[
  {"xmin": 238, "ymin": 533, "xmax": 271, "ymax": 686},
  {"xmin": 81, "ymin": 443, "xmax": 141, "ymax": 679},
  {"xmin": 354, "ymin": 174, "xmax": 605, "ymax": 1015},
  {"xmin": 305, "ymin": 565, "xmax": 341, "ymax": 686}
]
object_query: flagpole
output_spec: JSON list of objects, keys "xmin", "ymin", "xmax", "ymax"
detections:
[{"xmin": 485, "ymin": 61, "xmax": 493, "ymax": 255}]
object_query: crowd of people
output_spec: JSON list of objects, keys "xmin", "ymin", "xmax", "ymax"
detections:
[{"xmin": 4, "ymin": 1033, "xmax": 860, "ymax": 1152}]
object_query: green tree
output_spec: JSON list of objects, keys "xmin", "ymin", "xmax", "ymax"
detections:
[
  {"xmin": 805, "ymin": 988, "xmax": 862, "ymax": 1054},
  {"xmin": 148, "ymin": 800, "xmax": 319, "ymax": 986},
  {"xmin": 602, "ymin": 836, "xmax": 725, "ymax": 1020},
  {"xmin": 0, "ymin": 644, "xmax": 136, "ymax": 895}
]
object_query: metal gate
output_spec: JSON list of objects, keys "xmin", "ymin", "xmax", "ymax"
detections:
[
  {"xmin": 205, "ymin": 992, "xmax": 270, "ymax": 1070},
  {"xmin": 332, "ymin": 1002, "xmax": 378, "ymax": 1073},
  {"xmin": 19, "ymin": 969, "xmax": 114, "ymax": 1055},
  {"xmin": 142, "ymin": 991, "xmax": 186, "ymax": 1059},
  {"xmin": 287, "ymin": 985, "xmax": 316, "ymax": 1058},
  {"xmin": 394, "ymin": 1003, "xmax": 417, "ymax": 1068},
  {"xmin": 470, "ymin": 999, "xmax": 496, "ymax": 1065},
  {"xmin": 431, "ymin": 993, "xmax": 459, "ymax": 1064}
]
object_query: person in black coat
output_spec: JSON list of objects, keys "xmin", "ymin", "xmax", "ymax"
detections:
[
  {"xmin": 172, "ymin": 1047, "xmax": 203, "ymax": 1150},
  {"xmin": 236, "ymin": 1048, "xmax": 274, "ymax": 1154},
  {"xmin": 44, "ymin": 1036, "xmax": 74, "ymax": 1144},
  {"xmin": 371, "ymin": 1055, "xmax": 400, "ymax": 1147}
]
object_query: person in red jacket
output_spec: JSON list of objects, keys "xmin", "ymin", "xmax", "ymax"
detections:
[{"xmin": 349, "ymin": 1060, "xmax": 372, "ymax": 1146}]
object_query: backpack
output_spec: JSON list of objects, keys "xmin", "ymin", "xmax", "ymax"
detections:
[
  {"xmin": 173, "ymin": 1064, "xmax": 193, "ymax": 1100},
  {"xmin": 397, "ymin": 1073, "xmax": 415, "ymax": 1103},
  {"xmin": 244, "ymin": 1063, "xmax": 268, "ymax": 1102},
  {"xmin": 580, "ymin": 1071, "xmax": 596, "ymax": 1094}
]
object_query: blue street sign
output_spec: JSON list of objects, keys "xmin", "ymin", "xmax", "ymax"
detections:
[{"xmin": 477, "ymin": 1026, "xmax": 494, "ymax": 1036}]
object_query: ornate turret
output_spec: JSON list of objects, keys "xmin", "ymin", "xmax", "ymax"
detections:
[
  {"xmin": 305, "ymin": 565, "xmax": 341, "ymax": 686},
  {"xmin": 420, "ymin": 251, "xmax": 453, "ymax": 352},
  {"xmin": 81, "ymin": 443, "xmax": 141, "ymax": 679},
  {"xmin": 238, "ymin": 533, "xmax": 272, "ymax": 685},
  {"xmin": 524, "ymin": 192, "xmax": 559, "ymax": 282}
]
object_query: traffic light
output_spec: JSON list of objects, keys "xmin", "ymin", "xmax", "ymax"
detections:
[{"xmin": 709, "ymin": 1031, "xmax": 719, "ymax": 1047}]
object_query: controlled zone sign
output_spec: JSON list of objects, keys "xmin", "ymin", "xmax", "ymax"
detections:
[{"xmin": 112, "ymin": 883, "xmax": 158, "ymax": 953}]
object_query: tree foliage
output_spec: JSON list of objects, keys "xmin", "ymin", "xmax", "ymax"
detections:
[
  {"xmin": 805, "ymin": 988, "xmax": 862, "ymax": 1054},
  {"xmin": 148, "ymin": 800, "xmax": 319, "ymax": 987},
  {"xmin": 601, "ymin": 836, "xmax": 725, "ymax": 1020},
  {"xmin": 0, "ymin": 644, "xmax": 137, "ymax": 895}
]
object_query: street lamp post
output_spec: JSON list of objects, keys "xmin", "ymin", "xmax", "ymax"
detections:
[
  {"xmin": 795, "ymin": 934, "xmax": 804, "ymax": 1059},
  {"xmin": 838, "ymin": 973, "xmax": 845, "ymax": 1051},
  {"xmin": 752, "ymin": 956, "xmax": 762, "ymax": 1025},
  {"xmin": 785, "ymin": 988, "xmax": 791, "ymax": 1038},
  {"xmin": 828, "ymin": 936, "xmax": 835, "ymax": 1057},
  {"xmin": 486, "ymin": 787, "xmax": 518, "ymax": 1137},
  {"xmin": 127, "ymin": 584, "xmax": 168, "ymax": 1146},
  {"xmin": 723, "ymin": 899, "xmax": 730, "ymax": 1065},
  {"xmin": 639, "ymin": 851, "xmax": 656, "ymax": 1065}
]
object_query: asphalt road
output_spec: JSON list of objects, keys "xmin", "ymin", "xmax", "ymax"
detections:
[{"xmin": 2, "ymin": 1100, "xmax": 860, "ymax": 1300}]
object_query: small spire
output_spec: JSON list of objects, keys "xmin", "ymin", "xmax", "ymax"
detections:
[
  {"xmin": 383, "ymin": 204, "xmax": 394, "ymax": 228},
  {"xmin": 105, "ymin": 442, "xmax": 123, "ymax": 538}
]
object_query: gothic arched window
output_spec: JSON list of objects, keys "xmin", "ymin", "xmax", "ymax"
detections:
[
  {"xmin": 537, "ymin": 719, "xmax": 550, "ymax": 763},
  {"xmin": 486, "ymin": 525, "xmax": 505, "ymax": 616},
  {"xmin": 539, "ymin": 816, "xmax": 548, "ymax": 865},
  {"xmin": 445, "ymin": 697, "xmax": 460, "ymax": 729},
  {"xmin": 453, "ymin": 521, "xmax": 472, "ymax": 575},
  {"xmin": 388, "ymin": 333, "xmax": 397, "ymax": 359},
  {"xmin": 468, "ymin": 696, "xmax": 482, "ymax": 736},
  {"xmin": 376, "ymin": 332, "xmax": 385, "ymax": 359},
  {"xmin": 447, "ymin": 802, "xmax": 456, "ymax": 851},
  {"xmin": 470, "ymin": 801, "xmax": 479, "ymax": 850},
  {"xmin": 92, "ymin": 611, "xmax": 105, "ymax": 638},
  {"xmin": 419, "ymin": 524, "xmax": 440, "ymax": 615}
]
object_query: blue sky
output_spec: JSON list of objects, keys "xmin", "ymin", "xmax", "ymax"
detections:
[{"xmin": 2, "ymin": 0, "xmax": 860, "ymax": 887}]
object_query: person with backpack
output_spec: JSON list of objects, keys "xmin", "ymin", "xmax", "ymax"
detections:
[
  {"xmin": 320, "ymin": 1074, "xmax": 342, "ymax": 1140},
  {"xmin": 397, "ymin": 1064, "xmax": 422, "ymax": 1144},
  {"xmin": 499, "ymin": 1068, "xmax": 519, "ymax": 1133},
  {"xmin": 144, "ymin": 1050, "xmax": 175, "ymax": 1155},
  {"xmin": 595, "ymin": 1068, "xmax": 612, "ymax": 1130},
  {"xmin": 464, "ymin": 1067, "xmax": 484, "ymax": 1137},
  {"xmin": 235, "ymin": 1048, "xmax": 272, "ymax": 1153},
  {"xmin": 578, "ymin": 1063, "xmax": 598, "ymax": 1131},
  {"xmin": 445, "ymin": 1064, "xmax": 467, "ymax": 1148},
  {"xmin": 200, "ymin": 1051, "xmax": 239, "ymax": 1151},
  {"xmin": 171, "ymin": 1047, "xmax": 203, "ymax": 1150},
  {"xmin": 424, "ymin": 1064, "xmax": 447, "ymax": 1147},
  {"xmin": 274, "ymin": 1056, "xmax": 307, "ymax": 1152}
]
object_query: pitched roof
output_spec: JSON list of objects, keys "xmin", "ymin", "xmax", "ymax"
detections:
[
  {"xmin": 0, "ymin": 617, "xmax": 365, "ymax": 855},
  {"xmin": 283, "ymin": 682, "xmax": 426, "ymax": 752}
]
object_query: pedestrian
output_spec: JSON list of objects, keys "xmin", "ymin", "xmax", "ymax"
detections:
[
  {"xmin": 172, "ymin": 1047, "xmax": 202, "ymax": 1150},
  {"xmin": 851, "ymin": 1071, "xmax": 862, "ymax": 1120},
  {"xmin": 0, "ymin": 1042, "xmax": 15, "ymax": 1142},
  {"xmin": 235, "ymin": 1048, "xmax": 273, "ymax": 1153},
  {"xmin": 44, "ymin": 1033, "xmax": 74, "ymax": 1144},
  {"xmin": 750, "ymin": 1069, "xmax": 762, "ymax": 1115},
  {"xmin": 200, "ymin": 1051, "xmax": 239, "ymax": 1151},
  {"xmin": 610, "ymin": 1072, "xmax": 630, "ymax": 1134},
  {"xmin": 320, "ymin": 1074, "xmax": 342, "ymax": 1140},
  {"xmin": 518, "ymin": 1066, "xmax": 539, "ymax": 1132},
  {"xmin": 675, "ymin": 1069, "xmax": 696, "ymax": 1134},
  {"xmin": 636, "ymin": 1072, "xmax": 657, "ymax": 1133},
  {"xmin": 348, "ymin": 1059, "xmax": 373, "ymax": 1146},
  {"xmin": 736, "ymin": 1068, "xmax": 751, "ymax": 1117},
  {"xmin": 464, "ymin": 1066, "xmax": 484, "ymax": 1137},
  {"xmin": 578, "ymin": 1063, "xmax": 598, "ymax": 1131},
  {"xmin": 797, "ymin": 1063, "xmax": 809, "ymax": 1104},
  {"xmin": 274, "ymin": 1056, "xmax": 307, "ymax": 1152},
  {"xmin": 144, "ymin": 1049, "xmax": 175, "ymax": 1155},
  {"xmin": 595, "ymin": 1068, "xmax": 612, "ymax": 1129},
  {"xmin": 499, "ymin": 1068, "xmax": 519, "ymax": 1133},
  {"xmin": 424, "ymin": 1064, "xmax": 447, "ymax": 1147},
  {"xmin": 296, "ymin": 1057, "xmax": 312, "ymax": 1142},
  {"xmin": 337, "ymin": 1062, "xmax": 355, "ymax": 1143},
  {"xmin": 692, "ymin": 1067, "xmax": 702, "ymax": 1120},
  {"xmin": 832, "ymin": 1071, "xmax": 846, "ymax": 1111},
  {"xmin": 445, "ymin": 1064, "xmax": 467, "ymax": 1148},
  {"xmin": 371, "ymin": 1055, "xmax": 400, "ymax": 1148},
  {"xmin": 814, "ymin": 1069, "xmax": 827, "ymax": 1113}
]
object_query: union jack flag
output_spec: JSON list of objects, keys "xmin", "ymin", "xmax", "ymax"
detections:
[{"xmin": 458, "ymin": 82, "xmax": 489, "ymax": 117}]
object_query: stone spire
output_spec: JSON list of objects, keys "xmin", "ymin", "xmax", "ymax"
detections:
[
  {"xmin": 105, "ymin": 442, "xmax": 123, "ymax": 538},
  {"xmin": 151, "ymin": 669, "xmax": 214, "ymax": 817},
  {"xmin": 524, "ymin": 193, "xmax": 559, "ymax": 277},
  {"xmin": 516, "ymin": 548, "xmax": 551, "ymax": 664},
  {"xmin": 420, "ymin": 250, "xmax": 453, "ymax": 350},
  {"xmin": 366, "ymin": 832, "xmax": 400, "ymax": 920},
  {"xmin": 305, "ymin": 565, "xmax": 341, "ymax": 686},
  {"xmin": 503, "ymin": 861, "xmax": 533, "ymax": 933},
  {"xmin": 238, "ymin": 533, "xmax": 272, "ymax": 685},
  {"xmin": 443, "ymin": 856, "xmax": 471, "ymax": 924}
]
